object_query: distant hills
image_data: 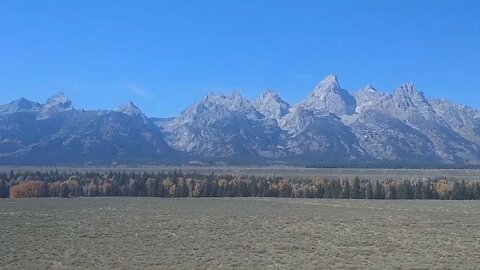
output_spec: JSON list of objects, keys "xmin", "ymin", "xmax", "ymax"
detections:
[{"xmin": 1, "ymin": 75, "xmax": 479, "ymax": 167}]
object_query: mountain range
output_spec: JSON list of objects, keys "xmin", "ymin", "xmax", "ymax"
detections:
[{"xmin": 1, "ymin": 75, "xmax": 479, "ymax": 167}]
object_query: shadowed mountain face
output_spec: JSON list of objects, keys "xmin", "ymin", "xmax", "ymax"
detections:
[
  {"xmin": 0, "ymin": 97, "xmax": 174, "ymax": 165},
  {"xmin": 1, "ymin": 76, "xmax": 479, "ymax": 167}
]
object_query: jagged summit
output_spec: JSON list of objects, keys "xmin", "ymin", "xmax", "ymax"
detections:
[
  {"xmin": 396, "ymin": 82, "xmax": 419, "ymax": 95},
  {"xmin": 311, "ymin": 74, "xmax": 340, "ymax": 96},
  {"xmin": 392, "ymin": 82, "xmax": 428, "ymax": 104},
  {"xmin": 117, "ymin": 101, "xmax": 144, "ymax": 117},
  {"xmin": 11, "ymin": 97, "xmax": 41, "ymax": 110},
  {"xmin": 362, "ymin": 84, "xmax": 377, "ymax": 92},
  {"xmin": 170, "ymin": 89, "xmax": 261, "ymax": 128},
  {"xmin": 44, "ymin": 92, "xmax": 73, "ymax": 111},
  {"xmin": 354, "ymin": 85, "xmax": 383, "ymax": 113},
  {"xmin": 229, "ymin": 90, "xmax": 243, "ymax": 99},
  {"xmin": 0, "ymin": 97, "xmax": 42, "ymax": 114},
  {"xmin": 1, "ymin": 75, "xmax": 480, "ymax": 166},
  {"xmin": 298, "ymin": 74, "xmax": 356, "ymax": 116},
  {"xmin": 354, "ymin": 84, "xmax": 380, "ymax": 98},
  {"xmin": 204, "ymin": 91, "xmax": 245, "ymax": 103},
  {"xmin": 254, "ymin": 89, "xmax": 291, "ymax": 120},
  {"xmin": 258, "ymin": 89, "xmax": 280, "ymax": 99}
]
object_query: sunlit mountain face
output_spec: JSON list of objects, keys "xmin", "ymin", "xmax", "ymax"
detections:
[{"xmin": 1, "ymin": 76, "xmax": 479, "ymax": 167}]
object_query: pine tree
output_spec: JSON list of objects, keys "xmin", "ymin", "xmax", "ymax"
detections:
[
  {"xmin": 374, "ymin": 180, "xmax": 384, "ymax": 199},
  {"xmin": 350, "ymin": 177, "xmax": 361, "ymax": 199},
  {"xmin": 451, "ymin": 180, "xmax": 467, "ymax": 200},
  {"xmin": 421, "ymin": 180, "xmax": 433, "ymax": 199},
  {"xmin": 0, "ymin": 179, "xmax": 9, "ymax": 198},
  {"xmin": 405, "ymin": 180, "xmax": 414, "ymax": 199},
  {"xmin": 414, "ymin": 181, "xmax": 423, "ymax": 200},
  {"xmin": 323, "ymin": 183, "xmax": 332, "ymax": 199},
  {"xmin": 397, "ymin": 180, "xmax": 407, "ymax": 199},
  {"xmin": 365, "ymin": 181, "xmax": 374, "ymax": 199},
  {"xmin": 341, "ymin": 180, "xmax": 351, "ymax": 199},
  {"xmin": 389, "ymin": 185, "xmax": 397, "ymax": 200},
  {"xmin": 211, "ymin": 180, "xmax": 219, "ymax": 197},
  {"xmin": 156, "ymin": 180, "xmax": 166, "ymax": 197},
  {"xmin": 331, "ymin": 179, "xmax": 341, "ymax": 198},
  {"xmin": 203, "ymin": 179, "xmax": 213, "ymax": 197},
  {"xmin": 474, "ymin": 182, "xmax": 480, "ymax": 200}
]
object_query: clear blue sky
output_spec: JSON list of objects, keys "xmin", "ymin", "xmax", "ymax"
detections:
[{"xmin": 1, "ymin": 0, "xmax": 479, "ymax": 117}]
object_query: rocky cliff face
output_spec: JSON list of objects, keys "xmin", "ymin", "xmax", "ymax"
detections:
[
  {"xmin": 253, "ymin": 90, "xmax": 291, "ymax": 121},
  {"xmin": 296, "ymin": 74, "xmax": 357, "ymax": 116},
  {"xmin": 1, "ymin": 75, "xmax": 479, "ymax": 166}
]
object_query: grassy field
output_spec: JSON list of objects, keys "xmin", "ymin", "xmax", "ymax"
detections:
[{"xmin": 1, "ymin": 198, "xmax": 480, "ymax": 269}]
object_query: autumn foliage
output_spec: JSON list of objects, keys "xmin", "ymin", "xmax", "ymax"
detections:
[
  {"xmin": 10, "ymin": 181, "xmax": 45, "ymax": 198},
  {"xmin": 1, "ymin": 170, "xmax": 480, "ymax": 200}
]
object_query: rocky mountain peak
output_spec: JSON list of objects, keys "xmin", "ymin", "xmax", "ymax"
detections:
[
  {"xmin": 298, "ymin": 74, "xmax": 356, "ymax": 116},
  {"xmin": 168, "ymin": 90, "xmax": 261, "ymax": 130},
  {"xmin": 258, "ymin": 89, "xmax": 280, "ymax": 99},
  {"xmin": 1, "ymin": 75, "xmax": 480, "ymax": 166},
  {"xmin": 117, "ymin": 101, "xmax": 144, "ymax": 117},
  {"xmin": 44, "ymin": 92, "xmax": 73, "ymax": 111},
  {"xmin": 229, "ymin": 90, "xmax": 243, "ymax": 100},
  {"xmin": 398, "ymin": 82, "xmax": 416, "ymax": 92},
  {"xmin": 201, "ymin": 91, "xmax": 252, "ymax": 110},
  {"xmin": 254, "ymin": 89, "xmax": 291, "ymax": 120},
  {"xmin": 312, "ymin": 74, "xmax": 340, "ymax": 96},
  {"xmin": 12, "ymin": 97, "xmax": 40, "ymax": 110},
  {"xmin": 361, "ymin": 84, "xmax": 377, "ymax": 93},
  {"xmin": 393, "ymin": 82, "xmax": 428, "ymax": 104},
  {"xmin": 0, "ymin": 97, "xmax": 42, "ymax": 114},
  {"xmin": 354, "ymin": 84, "xmax": 384, "ymax": 113}
]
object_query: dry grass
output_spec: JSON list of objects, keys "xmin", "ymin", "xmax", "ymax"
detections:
[{"xmin": 1, "ymin": 198, "xmax": 480, "ymax": 269}]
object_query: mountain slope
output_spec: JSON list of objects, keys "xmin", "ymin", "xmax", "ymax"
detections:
[
  {"xmin": 0, "ymin": 96, "xmax": 175, "ymax": 165},
  {"xmin": 162, "ymin": 92, "xmax": 287, "ymax": 163},
  {"xmin": 296, "ymin": 74, "xmax": 356, "ymax": 116},
  {"xmin": 0, "ymin": 76, "xmax": 479, "ymax": 167}
]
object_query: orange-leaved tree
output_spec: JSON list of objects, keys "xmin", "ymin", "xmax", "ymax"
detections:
[{"xmin": 10, "ymin": 181, "xmax": 45, "ymax": 198}]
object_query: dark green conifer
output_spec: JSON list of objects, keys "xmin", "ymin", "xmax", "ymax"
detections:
[{"xmin": 0, "ymin": 179, "xmax": 9, "ymax": 198}]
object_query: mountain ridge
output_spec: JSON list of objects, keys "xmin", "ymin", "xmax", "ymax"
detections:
[{"xmin": 1, "ymin": 75, "xmax": 479, "ymax": 167}]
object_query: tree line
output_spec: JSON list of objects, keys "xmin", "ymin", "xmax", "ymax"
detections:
[{"xmin": 0, "ymin": 170, "xmax": 479, "ymax": 200}]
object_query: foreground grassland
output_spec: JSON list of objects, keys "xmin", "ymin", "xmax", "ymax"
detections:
[{"xmin": 1, "ymin": 198, "xmax": 480, "ymax": 269}]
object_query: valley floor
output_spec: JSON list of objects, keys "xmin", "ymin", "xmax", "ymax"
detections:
[{"xmin": 1, "ymin": 198, "xmax": 479, "ymax": 269}]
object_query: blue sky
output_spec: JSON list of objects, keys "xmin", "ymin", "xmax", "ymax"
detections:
[{"xmin": 1, "ymin": 0, "xmax": 479, "ymax": 117}]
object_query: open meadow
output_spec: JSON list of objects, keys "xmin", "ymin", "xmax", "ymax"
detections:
[{"xmin": 1, "ymin": 198, "xmax": 480, "ymax": 269}]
